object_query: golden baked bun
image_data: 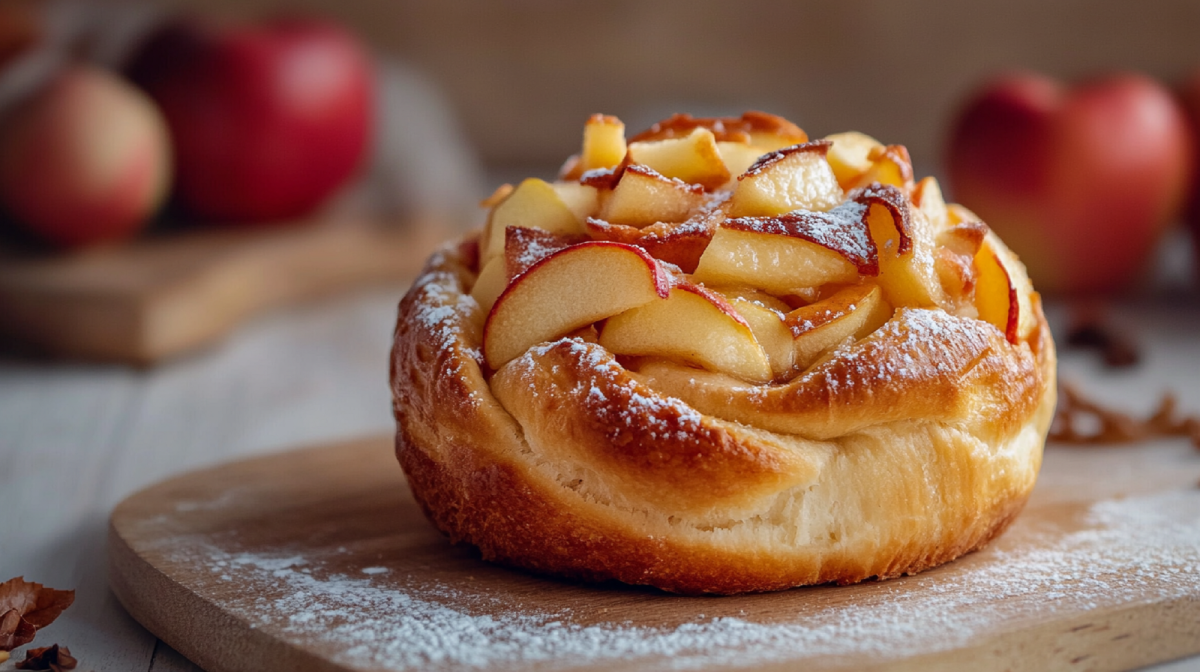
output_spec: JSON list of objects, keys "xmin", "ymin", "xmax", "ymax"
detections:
[{"xmin": 391, "ymin": 112, "xmax": 1056, "ymax": 595}]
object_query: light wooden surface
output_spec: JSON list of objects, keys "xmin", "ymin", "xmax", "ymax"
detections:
[
  {"xmin": 1, "ymin": 283, "xmax": 1200, "ymax": 670},
  {"xmin": 0, "ymin": 219, "xmax": 448, "ymax": 364},
  {"xmin": 109, "ymin": 433, "xmax": 1200, "ymax": 672}
]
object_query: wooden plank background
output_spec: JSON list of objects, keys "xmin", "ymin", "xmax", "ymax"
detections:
[{"xmin": 168, "ymin": 0, "xmax": 1200, "ymax": 177}]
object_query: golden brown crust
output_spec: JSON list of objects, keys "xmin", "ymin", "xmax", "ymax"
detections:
[{"xmin": 391, "ymin": 240, "xmax": 1057, "ymax": 595}]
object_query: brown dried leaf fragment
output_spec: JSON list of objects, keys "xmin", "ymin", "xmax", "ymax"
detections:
[
  {"xmin": 0, "ymin": 578, "xmax": 75, "ymax": 651},
  {"xmin": 15, "ymin": 644, "xmax": 77, "ymax": 671},
  {"xmin": 1050, "ymin": 381, "xmax": 1200, "ymax": 449},
  {"xmin": 0, "ymin": 609, "xmax": 36, "ymax": 652},
  {"xmin": 0, "ymin": 578, "xmax": 75, "ymax": 630}
]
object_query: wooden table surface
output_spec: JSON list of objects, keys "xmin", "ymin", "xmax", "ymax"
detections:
[{"xmin": 2, "ymin": 284, "xmax": 1199, "ymax": 672}]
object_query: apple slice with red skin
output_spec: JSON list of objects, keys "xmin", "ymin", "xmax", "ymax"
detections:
[
  {"xmin": 600, "ymin": 164, "xmax": 707, "ymax": 227},
  {"xmin": 483, "ymin": 241, "xmax": 671, "ymax": 369},
  {"xmin": 600, "ymin": 280, "xmax": 773, "ymax": 383},
  {"xmin": 973, "ymin": 233, "xmax": 1035, "ymax": 344},
  {"xmin": 728, "ymin": 140, "xmax": 843, "ymax": 218},
  {"xmin": 786, "ymin": 283, "xmax": 891, "ymax": 369},
  {"xmin": 855, "ymin": 183, "xmax": 945, "ymax": 308}
]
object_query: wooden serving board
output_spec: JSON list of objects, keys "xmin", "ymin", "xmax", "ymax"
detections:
[
  {"xmin": 108, "ymin": 436, "xmax": 1200, "ymax": 672},
  {"xmin": 0, "ymin": 219, "xmax": 449, "ymax": 364}
]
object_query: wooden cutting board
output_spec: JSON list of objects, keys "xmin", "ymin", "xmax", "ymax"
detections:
[
  {"xmin": 0, "ymin": 219, "xmax": 449, "ymax": 364},
  {"xmin": 108, "ymin": 436, "xmax": 1200, "ymax": 672}
]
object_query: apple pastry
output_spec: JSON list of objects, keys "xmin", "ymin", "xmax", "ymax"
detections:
[{"xmin": 390, "ymin": 112, "xmax": 1056, "ymax": 594}]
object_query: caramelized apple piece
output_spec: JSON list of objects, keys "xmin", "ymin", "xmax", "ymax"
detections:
[
  {"xmin": 786, "ymin": 283, "xmax": 891, "ymax": 369},
  {"xmin": 586, "ymin": 212, "xmax": 717, "ymax": 273},
  {"xmin": 693, "ymin": 201, "xmax": 878, "ymax": 295},
  {"xmin": 856, "ymin": 184, "xmax": 944, "ymax": 308},
  {"xmin": 850, "ymin": 144, "xmax": 915, "ymax": 191},
  {"xmin": 581, "ymin": 114, "xmax": 626, "ymax": 172},
  {"xmin": 728, "ymin": 140, "xmax": 843, "ymax": 218},
  {"xmin": 504, "ymin": 226, "xmax": 588, "ymax": 279},
  {"xmin": 716, "ymin": 141, "xmax": 768, "ymax": 178},
  {"xmin": 824, "ymin": 131, "xmax": 884, "ymax": 190},
  {"xmin": 599, "ymin": 164, "xmax": 706, "ymax": 227},
  {"xmin": 626, "ymin": 128, "xmax": 731, "ymax": 190},
  {"xmin": 631, "ymin": 111, "xmax": 807, "ymax": 149},
  {"xmin": 600, "ymin": 281, "xmax": 773, "ymax": 383},
  {"xmin": 482, "ymin": 178, "xmax": 585, "ymax": 263},
  {"xmin": 973, "ymin": 233, "xmax": 1035, "ymax": 343},
  {"xmin": 483, "ymin": 241, "xmax": 671, "ymax": 368}
]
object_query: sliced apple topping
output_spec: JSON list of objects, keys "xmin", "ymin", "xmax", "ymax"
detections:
[
  {"xmin": 723, "ymin": 293, "xmax": 795, "ymax": 378},
  {"xmin": 973, "ymin": 232, "xmax": 1035, "ymax": 344},
  {"xmin": 586, "ymin": 210, "xmax": 717, "ymax": 274},
  {"xmin": 470, "ymin": 255, "xmax": 507, "ymax": 313},
  {"xmin": 716, "ymin": 141, "xmax": 768, "ymax": 178},
  {"xmin": 849, "ymin": 144, "xmax": 915, "ymax": 191},
  {"xmin": 600, "ymin": 281, "xmax": 773, "ymax": 383},
  {"xmin": 626, "ymin": 127, "xmax": 731, "ymax": 190},
  {"xmin": 630, "ymin": 111, "xmax": 807, "ymax": 149},
  {"xmin": 504, "ymin": 226, "xmax": 588, "ymax": 279},
  {"xmin": 856, "ymin": 184, "xmax": 944, "ymax": 308},
  {"xmin": 483, "ymin": 241, "xmax": 671, "ymax": 369},
  {"xmin": 482, "ymin": 178, "xmax": 585, "ymax": 264},
  {"xmin": 912, "ymin": 176, "xmax": 949, "ymax": 233},
  {"xmin": 728, "ymin": 140, "xmax": 843, "ymax": 218},
  {"xmin": 581, "ymin": 114, "xmax": 627, "ymax": 172},
  {"xmin": 786, "ymin": 283, "xmax": 892, "ymax": 369},
  {"xmin": 823, "ymin": 131, "xmax": 884, "ymax": 190},
  {"xmin": 599, "ymin": 164, "xmax": 706, "ymax": 227},
  {"xmin": 552, "ymin": 182, "xmax": 600, "ymax": 222},
  {"xmin": 692, "ymin": 199, "xmax": 878, "ymax": 295}
]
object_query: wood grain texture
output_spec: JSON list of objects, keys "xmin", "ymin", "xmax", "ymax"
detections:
[
  {"xmin": 0, "ymin": 218, "xmax": 448, "ymax": 364},
  {"xmin": 108, "ymin": 434, "xmax": 1200, "ymax": 672}
]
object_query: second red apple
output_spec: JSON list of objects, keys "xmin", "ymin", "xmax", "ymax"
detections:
[
  {"xmin": 128, "ymin": 17, "xmax": 373, "ymax": 223},
  {"xmin": 946, "ymin": 72, "xmax": 1193, "ymax": 295}
]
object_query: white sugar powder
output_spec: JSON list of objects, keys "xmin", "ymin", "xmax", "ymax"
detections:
[{"xmin": 172, "ymin": 489, "xmax": 1200, "ymax": 671}]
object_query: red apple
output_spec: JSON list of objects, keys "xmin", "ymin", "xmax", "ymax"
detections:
[
  {"xmin": 947, "ymin": 72, "xmax": 1193, "ymax": 295},
  {"xmin": 0, "ymin": 65, "xmax": 172, "ymax": 248},
  {"xmin": 127, "ymin": 16, "xmax": 373, "ymax": 223}
]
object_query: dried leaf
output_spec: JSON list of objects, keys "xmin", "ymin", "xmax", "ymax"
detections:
[
  {"xmin": 1050, "ymin": 382, "xmax": 1200, "ymax": 449},
  {"xmin": 15, "ymin": 644, "xmax": 77, "ymax": 671},
  {"xmin": 0, "ymin": 578, "xmax": 75, "ymax": 631},
  {"xmin": 0, "ymin": 608, "xmax": 36, "ymax": 652}
]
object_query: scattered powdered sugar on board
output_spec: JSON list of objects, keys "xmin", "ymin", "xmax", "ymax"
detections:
[{"xmin": 170, "ymin": 489, "xmax": 1200, "ymax": 671}]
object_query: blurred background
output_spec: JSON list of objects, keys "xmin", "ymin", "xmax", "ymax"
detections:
[{"xmin": 2, "ymin": 1, "xmax": 1200, "ymax": 669}]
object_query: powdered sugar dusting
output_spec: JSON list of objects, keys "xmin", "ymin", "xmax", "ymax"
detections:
[{"xmin": 169, "ymin": 488, "xmax": 1200, "ymax": 670}]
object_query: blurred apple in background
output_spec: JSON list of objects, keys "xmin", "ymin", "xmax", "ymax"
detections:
[
  {"xmin": 947, "ymin": 72, "xmax": 1193, "ymax": 296},
  {"xmin": 1176, "ymin": 69, "xmax": 1200, "ymax": 273},
  {"xmin": 127, "ymin": 16, "xmax": 373, "ymax": 224},
  {"xmin": 0, "ymin": 64, "xmax": 172, "ymax": 248}
]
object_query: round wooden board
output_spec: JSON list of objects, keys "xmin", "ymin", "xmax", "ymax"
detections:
[{"xmin": 108, "ymin": 436, "xmax": 1200, "ymax": 672}]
